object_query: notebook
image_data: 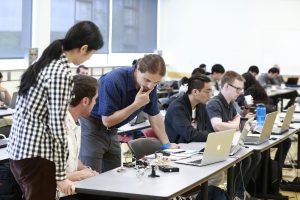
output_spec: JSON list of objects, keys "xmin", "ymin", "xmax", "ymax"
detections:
[
  {"xmin": 175, "ymin": 129, "xmax": 235, "ymax": 167},
  {"xmin": 272, "ymin": 105, "xmax": 296, "ymax": 135},
  {"xmin": 285, "ymin": 77, "xmax": 299, "ymax": 87},
  {"xmin": 243, "ymin": 111, "xmax": 278, "ymax": 145}
]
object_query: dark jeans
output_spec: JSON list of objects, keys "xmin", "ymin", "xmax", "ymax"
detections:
[{"xmin": 10, "ymin": 157, "xmax": 56, "ymax": 200}]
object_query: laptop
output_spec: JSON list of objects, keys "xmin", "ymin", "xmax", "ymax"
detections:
[
  {"xmin": 175, "ymin": 129, "xmax": 235, "ymax": 167},
  {"xmin": 129, "ymin": 112, "xmax": 148, "ymax": 126},
  {"xmin": 286, "ymin": 77, "xmax": 299, "ymax": 87},
  {"xmin": 243, "ymin": 111, "xmax": 278, "ymax": 145},
  {"xmin": 0, "ymin": 138, "xmax": 8, "ymax": 148},
  {"xmin": 272, "ymin": 105, "xmax": 296, "ymax": 135},
  {"xmin": 230, "ymin": 117, "xmax": 255, "ymax": 156}
]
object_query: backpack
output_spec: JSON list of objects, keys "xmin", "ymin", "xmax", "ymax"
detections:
[{"xmin": 0, "ymin": 163, "xmax": 22, "ymax": 200}]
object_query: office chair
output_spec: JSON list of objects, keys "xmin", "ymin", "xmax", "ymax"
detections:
[
  {"xmin": 127, "ymin": 138, "xmax": 162, "ymax": 160},
  {"xmin": 141, "ymin": 128, "xmax": 158, "ymax": 139}
]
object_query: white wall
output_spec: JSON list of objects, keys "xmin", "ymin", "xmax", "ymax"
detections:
[{"xmin": 160, "ymin": 0, "xmax": 300, "ymax": 75}]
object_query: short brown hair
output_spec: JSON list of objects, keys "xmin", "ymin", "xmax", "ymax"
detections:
[
  {"xmin": 70, "ymin": 75, "xmax": 98, "ymax": 107},
  {"xmin": 137, "ymin": 54, "xmax": 166, "ymax": 76},
  {"xmin": 220, "ymin": 71, "xmax": 245, "ymax": 88}
]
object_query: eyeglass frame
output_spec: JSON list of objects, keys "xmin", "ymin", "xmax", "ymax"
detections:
[{"xmin": 228, "ymin": 83, "xmax": 244, "ymax": 93}]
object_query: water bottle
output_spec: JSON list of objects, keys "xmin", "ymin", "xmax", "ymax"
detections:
[{"xmin": 256, "ymin": 104, "xmax": 266, "ymax": 130}]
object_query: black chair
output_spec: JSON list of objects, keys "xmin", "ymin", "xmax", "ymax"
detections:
[{"xmin": 127, "ymin": 138, "xmax": 162, "ymax": 160}]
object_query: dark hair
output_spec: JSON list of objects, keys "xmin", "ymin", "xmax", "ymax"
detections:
[
  {"xmin": 187, "ymin": 74, "xmax": 211, "ymax": 94},
  {"xmin": 192, "ymin": 68, "xmax": 206, "ymax": 76},
  {"xmin": 199, "ymin": 64, "xmax": 206, "ymax": 69},
  {"xmin": 242, "ymin": 72, "xmax": 269, "ymax": 105},
  {"xmin": 211, "ymin": 64, "xmax": 225, "ymax": 74},
  {"xmin": 268, "ymin": 67, "xmax": 280, "ymax": 74},
  {"xmin": 76, "ymin": 65, "xmax": 88, "ymax": 74},
  {"xmin": 19, "ymin": 21, "xmax": 104, "ymax": 96},
  {"xmin": 242, "ymin": 72, "xmax": 257, "ymax": 90},
  {"xmin": 0, "ymin": 72, "xmax": 2, "ymax": 79},
  {"xmin": 220, "ymin": 71, "xmax": 245, "ymax": 88},
  {"xmin": 70, "ymin": 75, "xmax": 98, "ymax": 107},
  {"xmin": 179, "ymin": 76, "xmax": 189, "ymax": 86},
  {"xmin": 248, "ymin": 65, "xmax": 259, "ymax": 74},
  {"xmin": 137, "ymin": 54, "xmax": 166, "ymax": 76}
]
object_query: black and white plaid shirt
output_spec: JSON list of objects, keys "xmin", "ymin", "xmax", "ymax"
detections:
[{"xmin": 7, "ymin": 54, "xmax": 73, "ymax": 181}]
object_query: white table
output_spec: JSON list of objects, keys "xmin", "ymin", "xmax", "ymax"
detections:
[{"xmin": 75, "ymin": 142, "xmax": 252, "ymax": 200}]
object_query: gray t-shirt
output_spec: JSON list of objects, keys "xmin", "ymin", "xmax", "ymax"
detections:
[{"xmin": 206, "ymin": 93, "xmax": 237, "ymax": 124}]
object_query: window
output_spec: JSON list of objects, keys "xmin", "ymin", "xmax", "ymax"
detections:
[
  {"xmin": 51, "ymin": 0, "xmax": 109, "ymax": 53},
  {"xmin": 0, "ymin": 0, "xmax": 32, "ymax": 59},
  {"xmin": 112, "ymin": 0, "xmax": 157, "ymax": 53}
]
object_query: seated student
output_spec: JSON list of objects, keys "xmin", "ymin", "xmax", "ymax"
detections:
[
  {"xmin": 199, "ymin": 63, "xmax": 210, "ymax": 75},
  {"xmin": 241, "ymin": 72, "xmax": 274, "ymax": 111},
  {"xmin": 165, "ymin": 74, "xmax": 227, "ymax": 200},
  {"xmin": 0, "ymin": 72, "xmax": 11, "ymax": 106},
  {"xmin": 258, "ymin": 67, "xmax": 297, "ymax": 109},
  {"xmin": 206, "ymin": 71, "xmax": 261, "ymax": 199},
  {"xmin": 247, "ymin": 65, "xmax": 259, "ymax": 78},
  {"xmin": 76, "ymin": 65, "xmax": 89, "ymax": 75},
  {"xmin": 241, "ymin": 72, "xmax": 291, "ymax": 169},
  {"xmin": 209, "ymin": 64, "xmax": 225, "ymax": 95},
  {"xmin": 258, "ymin": 67, "xmax": 280, "ymax": 88},
  {"xmin": 165, "ymin": 74, "xmax": 212, "ymax": 143},
  {"xmin": 59, "ymin": 75, "xmax": 99, "ymax": 200},
  {"xmin": 0, "ymin": 72, "xmax": 12, "ymax": 136}
]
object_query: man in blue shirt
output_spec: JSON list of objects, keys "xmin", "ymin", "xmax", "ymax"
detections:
[{"xmin": 79, "ymin": 54, "xmax": 177, "ymax": 173}]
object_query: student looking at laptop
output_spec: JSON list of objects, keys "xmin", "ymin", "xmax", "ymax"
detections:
[
  {"xmin": 165, "ymin": 74, "xmax": 227, "ymax": 200},
  {"xmin": 206, "ymin": 71, "xmax": 261, "ymax": 199},
  {"xmin": 165, "ymin": 74, "xmax": 212, "ymax": 143}
]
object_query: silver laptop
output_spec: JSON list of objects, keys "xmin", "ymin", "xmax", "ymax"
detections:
[
  {"xmin": 243, "ymin": 111, "xmax": 278, "ymax": 145},
  {"xmin": 129, "ymin": 111, "xmax": 148, "ymax": 125},
  {"xmin": 175, "ymin": 129, "xmax": 235, "ymax": 167},
  {"xmin": 229, "ymin": 117, "xmax": 255, "ymax": 156},
  {"xmin": 272, "ymin": 105, "xmax": 296, "ymax": 135}
]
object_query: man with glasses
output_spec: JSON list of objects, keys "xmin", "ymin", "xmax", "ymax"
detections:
[
  {"xmin": 207, "ymin": 71, "xmax": 244, "ymax": 131},
  {"xmin": 206, "ymin": 71, "xmax": 261, "ymax": 199}
]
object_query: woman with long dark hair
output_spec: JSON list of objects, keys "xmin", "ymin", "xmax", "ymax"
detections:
[{"xmin": 7, "ymin": 21, "xmax": 104, "ymax": 200}]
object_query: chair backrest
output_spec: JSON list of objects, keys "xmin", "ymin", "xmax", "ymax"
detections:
[
  {"xmin": 127, "ymin": 138, "xmax": 162, "ymax": 160},
  {"xmin": 9, "ymin": 92, "xmax": 17, "ymax": 109}
]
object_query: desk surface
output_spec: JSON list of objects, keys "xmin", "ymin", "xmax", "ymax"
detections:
[
  {"xmin": 0, "ymin": 147, "xmax": 8, "ymax": 162},
  {"xmin": 75, "ymin": 143, "xmax": 252, "ymax": 200}
]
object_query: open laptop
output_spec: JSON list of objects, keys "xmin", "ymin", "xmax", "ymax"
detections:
[
  {"xmin": 129, "ymin": 112, "xmax": 148, "ymax": 126},
  {"xmin": 243, "ymin": 111, "xmax": 278, "ymax": 145},
  {"xmin": 175, "ymin": 129, "xmax": 235, "ymax": 167},
  {"xmin": 272, "ymin": 105, "xmax": 296, "ymax": 135},
  {"xmin": 229, "ymin": 117, "xmax": 255, "ymax": 155},
  {"xmin": 286, "ymin": 77, "xmax": 299, "ymax": 87}
]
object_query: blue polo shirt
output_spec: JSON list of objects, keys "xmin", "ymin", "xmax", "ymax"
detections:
[{"xmin": 91, "ymin": 66, "xmax": 160, "ymax": 128}]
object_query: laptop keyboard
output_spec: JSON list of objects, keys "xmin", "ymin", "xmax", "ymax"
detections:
[
  {"xmin": 189, "ymin": 159, "xmax": 202, "ymax": 164},
  {"xmin": 246, "ymin": 136, "xmax": 259, "ymax": 142}
]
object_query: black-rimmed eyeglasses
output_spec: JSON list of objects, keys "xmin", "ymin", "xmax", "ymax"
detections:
[{"xmin": 228, "ymin": 83, "xmax": 244, "ymax": 93}]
